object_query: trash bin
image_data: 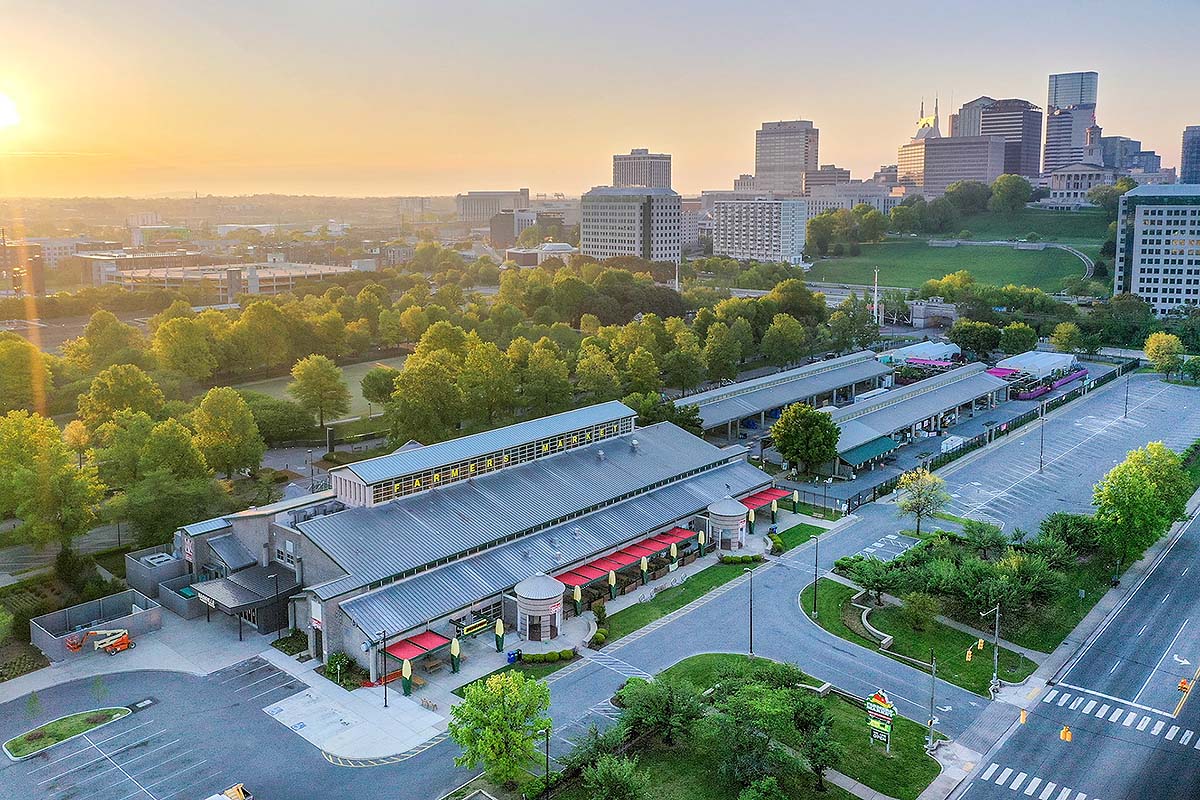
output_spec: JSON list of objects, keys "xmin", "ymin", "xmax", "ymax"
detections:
[
  {"xmin": 506, "ymin": 650, "xmax": 517, "ymax": 664},
  {"xmin": 768, "ymin": 525, "xmax": 778, "ymax": 536}
]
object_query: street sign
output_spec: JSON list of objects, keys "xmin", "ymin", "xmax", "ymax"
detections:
[{"xmin": 865, "ymin": 690, "xmax": 896, "ymax": 753}]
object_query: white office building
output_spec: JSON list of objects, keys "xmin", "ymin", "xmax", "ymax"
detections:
[
  {"xmin": 580, "ymin": 187, "xmax": 681, "ymax": 264},
  {"xmin": 713, "ymin": 198, "xmax": 808, "ymax": 265},
  {"xmin": 804, "ymin": 182, "xmax": 903, "ymax": 219},
  {"xmin": 755, "ymin": 120, "xmax": 819, "ymax": 193},
  {"xmin": 1113, "ymin": 184, "xmax": 1200, "ymax": 316},
  {"xmin": 613, "ymin": 149, "xmax": 672, "ymax": 188},
  {"xmin": 456, "ymin": 189, "xmax": 530, "ymax": 223}
]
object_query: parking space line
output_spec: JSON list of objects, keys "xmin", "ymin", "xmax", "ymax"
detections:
[
  {"xmin": 119, "ymin": 740, "xmax": 186, "ymax": 769},
  {"xmin": 140, "ymin": 759, "xmax": 210, "ymax": 791},
  {"xmin": 83, "ymin": 734, "xmax": 156, "ymax": 798},
  {"xmin": 90, "ymin": 720, "xmax": 158, "ymax": 749},
  {"xmin": 43, "ymin": 761, "xmax": 122, "ymax": 792},
  {"xmin": 220, "ymin": 663, "xmax": 271, "ymax": 684},
  {"xmin": 155, "ymin": 771, "xmax": 226, "ymax": 800},
  {"xmin": 236, "ymin": 671, "xmax": 284, "ymax": 692},
  {"xmin": 26, "ymin": 742, "xmax": 104, "ymax": 773},
  {"xmin": 248, "ymin": 680, "xmax": 296, "ymax": 701}
]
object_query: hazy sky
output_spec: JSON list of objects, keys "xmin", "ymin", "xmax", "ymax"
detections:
[{"xmin": 0, "ymin": 0, "xmax": 1196, "ymax": 198}]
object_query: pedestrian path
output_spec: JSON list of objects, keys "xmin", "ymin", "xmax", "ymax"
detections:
[
  {"xmin": 579, "ymin": 647, "xmax": 652, "ymax": 679},
  {"xmin": 978, "ymin": 762, "xmax": 1103, "ymax": 800},
  {"xmin": 1039, "ymin": 687, "xmax": 1200, "ymax": 752}
]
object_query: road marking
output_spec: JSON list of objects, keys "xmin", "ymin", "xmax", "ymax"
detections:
[
  {"xmin": 982, "ymin": 764, "xmax": 999, "ymax": 780},
  {"xmin": 1109, "ymin": 707, "xmax": 1124, "ymax": 722},
  {"xmin": 1168, "ymin": 725, "xmax": 1180, "ymax": 740},
  {"xmin": 247, "ymin": 680, "xmax": 295, "ymax": 701},
  {"xmin": 1074, "ymin": 794, "xmax": 1086, "ymax": 800},
  {"xmin": 1055, "ymin": 682, "xmax": 1175, "ymax": 717},
  {"xmin": 1136, "ymin": 619, "xmax": 1191, "ymax": 703},
  {"xmin": 1109, "ymin": 661, "xmax": 1120, "ymax": 673},
  {"xmin": 1082, "ymin": 700, "xmax": 1096, "ymax": 714},
  {"xmin": 1182, "ymin": 730, "xmax": 1194, "ymax": 745},
  {"xmin": 1011, "ymin": 773, "xmax": 1027, "ymax": 791},
  {"xmin": 1185, "ymin": 567, "xmax": 1191, "ymax": 577},
  {"xmin": 1043, "ymin": 689, "xmax": 1059, "ymax": 703},
  {"xmin": 1058, "ymin": 694, "xmax": 1071, "ymax": 706},
  {"xmin": 155, "ymin": 771, "xmax": 225, "ymax": 800},
  {"xmin": 140, "ymin": 760, "xmax": 209, "ymax": 791},
  {"xmin": 1138, "ymin": 625, "xmax": 1147, "ymax": 636},
  {"xmin": 236, "ymin": 671, "xmax": 284, "ymax": 692},
  {"xmin": 1097, "ymin": 703, "xmax": 1110, "ymax": 718},
  {"xmin": 997, "ymin": 767, "xmax": 1013, "ymax": 786},
  {"xmin": 1055, "ymin": 788, "xmax": 1072, "ymax": 800},
  {"xmin": 1137, "ymin": 716, "xmax": 1150, "ymax": 730},
  {"xmin": 1039, "ymin": 783, "xmax": 1057, "ymax": 800},
  {"xmin": 81, "ymin": 734, "xmax": 156, "ymax": 799},
  {"xmin": 1025, "ymin": 777, "xmax": 1042, "ymax": 795},
  {"xmin": 1152, "ymin": 721, "xmax": 1165, "ymax": 736},
  {"xmin": 1070, "ymin": 697, "xmax": 1083, "ymax": 710},
  {"xmin": 1123, "ymin": 712, "xmax": 1136, "ymax": 726},
  {"xmin": 220, "ymin": 662, "xmax": 271, "ymax": 684}
]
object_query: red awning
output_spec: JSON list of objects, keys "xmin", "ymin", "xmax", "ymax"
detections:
[
  {"xmin": 591, "ymin": 556, "xmax": 626, "ymax": 572},
  {"xmin": 572, "ymin": 564, "xmax": 608, "ymax": 581},
  {"xmin": 385, "ymin": 630, "xmax": 452, "ymax": 662},
  {"xmin": 643, "ymin": 536, "xmax": 675, "ymax": 550},
  {"xmin": 621, "ymin": 543, "xmax": 659, "ymax": 558},
  {"xmin": 740, "ymin": 487, "xmax": 789, "ymax": 509},
  {"xmin": 762, "ymin": 487, "xmax": 790, "ymax": 500},
  {"xmin": 385, "ymin": 640, "xmax": 427, "ymax": 661},
  {"xmin": 554, "ymin": 527, "xmax": 702, "ymax": 587},
  {"xmin": 409, "ymin": 630, "xmax": 451, "ymax": 651},
  {"xmin": 557, "ymin": 571, "xmax": 590, "ymax": 587},
  {"xmin": 663, "ymin": 527, "xmax": 696, "ymax": 542}
]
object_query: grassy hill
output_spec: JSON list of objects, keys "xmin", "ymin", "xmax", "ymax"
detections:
[
  {"xmin": 948, "ymin": 207, "xmax": 1110, "ymax": 247},
  {"xmin": 804, "ymin": 239, "xmax": 1085, "ymax": 292}
]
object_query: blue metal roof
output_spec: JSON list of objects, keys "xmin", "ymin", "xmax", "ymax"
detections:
[
  {"xmin": 338, "ymin": 459, "xmax": 771, "ymax": 638},
  {"xmin": 677, "ymin": 352, "xmax": 892, "ymax": 430},
  {"xmin": 336, "ymin": 401, "xmax": 636, "ymax": 484},
  {"xmin": 302, "ymin": 422, "xmax": 744, "ymax": 599},
  {"xmin": 180, "ymin": 516, "xmax": 231, "ymax": 537}
]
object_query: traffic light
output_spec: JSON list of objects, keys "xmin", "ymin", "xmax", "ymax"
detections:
[
  {"xmin": 977, "ymin": 638, "xmax": 985, "ymax": 651},
  {"xmin": 1020, "ymin": 709, "xmax": 1028, "ymax": 724},
  {"xmin": 966, "ymin": 647, "xmax": 973, "ymax": 662},
  {"xmin": 1180, "ymin": 679, "xmax": 1191, "ymax": 693},
  {"xmin": 1059, "ymin": 725, "xmax": 1072, "ymax": 742}
]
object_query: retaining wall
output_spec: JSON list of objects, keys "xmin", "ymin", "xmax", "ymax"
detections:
[{"xmin": 30, "ymin": 590, "xmax": 163, "ymax": 662}]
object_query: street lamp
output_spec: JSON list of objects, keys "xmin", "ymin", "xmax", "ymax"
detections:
[
  {"xmin": 307, "ymin": 448, "xmax": 314, "ymax": 490},
  {"xmin": 743, "ymin": 567, "xmax": 754, "ymax": 656},
  {"xmin": 536, "ymin": 727, "xmax": 551, "ymax": 798},
  {"xmin": 1124, "ymin": 374, "xmax": 1130, "ymax": 418},
  {"xmin": 267, "ymin": 573, "xmax": 281, "ymax": 641},
  {"xmin": 1038, "ymin": 402, "xmax": 1046, "ymax": 473},
  {"xmin": 980, "ymin": 605, "xmax": 1001, "ymax": 696},
  {"xmin": 376, "ymin": 629, "xmax": 388, "ymax": 707}
]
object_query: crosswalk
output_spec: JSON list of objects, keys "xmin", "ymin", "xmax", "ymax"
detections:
[
  {"xmin": 978, "ymin": 762, "xmax": 1098, "ymax": 800},
  {"xmin": 580, "ymin": 648, "xmax": 652, "ymax": 679},
  {"xmin": 1039, "ymin": 688, "xmax": 1200, "ymax": 751}
]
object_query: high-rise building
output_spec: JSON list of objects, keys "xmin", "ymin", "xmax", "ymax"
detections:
[
  {"xmin": 979, "ymin": 99, "xmax": 1043, "ymax": 177},
  {"xmin": 804, "ymin": 182, "xmax": 902, "ymax": 219},
  {"xmin": 896, "ymin": 104, "xmax": 1005, "ymax": 197},
  {"xmin": 681, "ymin": 198, "xmax": 702, "ymax": 252},
  {"xmin": 872, "ymin": 165, "xmax": 899, "ymax": 187},
  {"xmin": 733, "ymin": 174, "xmax": 756, "ymax": 191},
  {"xmin": 950, "ymin": 96, "xmax": 996, "ymax": 138},
  {"xmin": 456, "ymin": 189, "xmax": 530, "ymax": 223},
  {"xmin": 1182, "ymin": 126, "xmax": 1200, "ymax": 184},
  {"xmin": 801, "ymin": 164, "xmax": 852, "ymax": 195},
  {"xmin": 754, "ymin": 120, "xmax": 819, "ymax": 193},
  {"xmin": 1044, "ymin": 71, "xmax": 1099, "ymax": 174},
  {"xmin": 712, "ymin": 198, "xmax": 808, "ymax": 265},
  {"xmin": 580, "ymin": 187, "xmax": 681, "ymax": 264},
  {"xmin": 1113, "ymin": 184, "xmax": 1200, "ymax": 316},
  {"xmin": 612, "ymin": 149, "xmax": 672, "ymax": 188}
]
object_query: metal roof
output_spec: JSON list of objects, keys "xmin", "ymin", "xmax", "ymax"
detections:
[
  {"xmin": 192, "ymin": 563, "xmax": 298, "ymax": 612},
  {"xmin": 840, "ymin": 436, "xmax": 898, "ymax": 466},
  {"xmin": 180, "ymin": 517, "xmax": 231, "ymax": 537},
  {"xmin": 828, "ymin": 363, "xmax": 1008, "ymax": 451},
  {"xmin": 207, "ymin": 534, "xmax": 256, "ymax": 571},
  {"xmin": 302, "ymin": 422, "xmax": 745, "ymax": 600},
  {"xmin": 677, "ymin": 352, "xmax": 891, "ymax": 430},
  {"xmin": 995, "ymin": 351, "xmax": 1077, "ymax": 379},
  {"xmin": 335, "ymin": 401, "xmax": 636, "ymax": 484},
  {"xmin": 338, "ymin": 459, "xmax": 771, "ymax": 639}
]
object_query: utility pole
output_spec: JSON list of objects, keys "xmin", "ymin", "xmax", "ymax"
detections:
[
  {"xmin": 981, "ymin": 604, "xmax": 1001, "ymax": 696},
  {"xmin": 873, "ymin": 267, "xmax": 881, "ymax": 326},
  {"xmin": 927, "ymin": 648, "xmax": 937, "ymax": 750},
  {"xmin": 812, "ymin": 531, "xmax": 820, "ymax": 620},
  {"xmin": 1124, "ymin": 374, "xmax": 1130, "ymax": 418}
]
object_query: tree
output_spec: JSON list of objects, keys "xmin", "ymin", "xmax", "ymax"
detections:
[
  {"xmin": 1092, "ymin": 442, "xmax": 1189, "ymax": 572},
  {"xmin": 287, "ymin": 355, "xmax": 351, "ymax": 427},
  {"xmin": 448, "ymin": 670, "xmax": 551, "ymax": 789},
  {"xmin": 622, "ymin": 393, "xmax": 704, "ymax": 436},
  {"xmin": 944, "ymin": 180, "xmax": 992, "ymax": 215},
  {"xmin": 896, "ymin": 467, "xmax": 950, "ymax": 536},
  {"xmin": 360, "ymin": 365, "xmax": 402, "ymax": 406},
  {"xmin": 1183, "ymin": 357, "xmax": 1200, "ymax": 385},
  {"xmin": 123, "ymin": 468, "xmax": 225, "ymax": 547},
  {"xmin": 998, "ymin": 322, "xmax": 1038, "ymax": 355},
  {"xmin": 900, "ymin": 592, "xmax": 941, "ymax": 631},
  {"xmin": 387, "ymin": 352, "xmax": 464, "ymax": 445},
  {"xmin": 458, "ymin": 341, "xmax": 516, "ymax": 423},
  {"xmin": 798, "ymin": 720, "xmax": 842, "ymax": 790},
  {"xmin": 582, "ymin": 754, "xmax": 650, "ymax": 800},
  {"xmin": 93, "ymin": 410, "xmax": 157, "ymax": 489},
  {"xmin": 240, "ymin": 391, "xmax": 315, "ymax": 444},
  {"xmin": 623, "ymin": 347, "xmax": 661, "ymax": 395},
  {"xmin": 806, "ymin": 213, "xmax": 836, "ymax": 256},
  {"xmin": 192, "ymin": 387, "xmax": 265, "ymax": 478},
  {"xmin": 576, "ymin": 347, "xmax": 623, "ymax": 403},
  {"xmin": 771, "ymin": 403, "xmax": 840, "ymax": 473},
  {"xmin": 712, "ymin": 683, "xmax": 804, "ymax": 787},
  {"xmin": 616, "ymin": 677, "xmax": 704, "ymax": 745},
  {"xmin": 227, "ymin": 301, "xmax": 291, "ymax": 372},
  {"xmin": 0, "ymin": 333, "xmax": 50, "ymax": 415},
  {"xmin": 1050, "ymin": 322, "xmax": 1083, "ymax": 353},
  {"xmin": 988, "ymin": 174, "xmax": 1033, "ymax": 214},
  {"xmin": 963, "ymin": 519, "xmax": 1009, "ymax": 560},
  {"xmin": 849, "ymin": 556, "xmax": 893, "ymax": 605},
  {"xmin": 62, "ymin": 419, "xmax": 90, "ymax": 468},
  {"xmin": 152, "ymin": 317, "xmax": 217, "ymax": 380},
  {"xmin": 760, "ymin": 314, "xmax": 808, "ymax": 366},
  {"xmin": 522, "ymin": 348, "xmax": 572, "ymax": 415},
  {"xmin": 738, "ymin": 778, "xmax": 788, "ymax": 800},
  {"xmin": 77, "ymin": 364, "xmax": 164, "ymax": 430},
  {"xmin": 1144, "ymin": 331, "xmax": 1185, "ymax": 378},
  {"xmin": 948, "ymin": 319, "xmax": 1001, "ymax": 358},
  {"xmin": 703, "ymin": 323, "xmax": 740, "ymax": 383},
  {"xmin": 139, "ymin": 418, "xmax": 209, "ymax": 481},
  {"xmin": 63, "ymin": 310, "xmax": 146, "ymax": 371}
]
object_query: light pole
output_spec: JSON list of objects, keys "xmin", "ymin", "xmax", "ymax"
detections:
[
  {"xmin": 1124, "ymin": 374, "xmax": 1130, "ymax": 418},
  {"xmin": 980, "ymin": 604, "xmax": 1001, "ymax": 696},
  {"xmin": 812, "ymin": 532, "xmax": 820, "ymax": 620},
  {"xmin": 376, "ymin": 629, "xmax": 388, "ymax": 707},
  {"xmin": 927, "ymin": 648, "xmax": 937, "ymax": 750},
  {"xmin": 537, "ymin": 727, "xmax": 551, "ymax": 798},
  {"xmin": 307, "ymin": 448, "xmax": 314, "ymax": 490},
  {"xmin": 1039, "ymin": 402, "xmax": 1046, "ymax": 473},
  {"xmin": 268, "ymin": 573, "xmax": 280, "ymax": 641},
  {"xmin": 743, "ymin": 567, "xmax": 754, "ymax": 656}
]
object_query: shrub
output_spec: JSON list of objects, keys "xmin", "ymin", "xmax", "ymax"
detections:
[
  {"xmin": 591, "ymin": 633, "xmax": 606, "ymax": 646},
  {"xmin": 592, "ymin": 600, "xmax": 608, "ymax": 627},
  {"xmin": 55, "ymin": 548, "xmax": 98, "ymax": 592},
  {"xmin": 326, "ymin": 651, "xmax": 352, "ymax": 675},
  {"xmin": 560, "ymin": 648, "xmax": 575, "ymax": 660},
  {"xmin": 739, "ymin": 777, "xmax": 788, "ymax": 800},
  {"xmin": 595, "ymin": 628, "xmax": 608, "ymax": 638},
  {"xmin": 524, "ymin": 770, "xmax": 563, "ymax": 798},
  {"xmin": 560, "ymin": 722, "xmax": 627, "ymax": 774},
  {"xmin": 546, "ymin": 651, "xmax": 560, "ymax": 663},
  {"xmin": 86, "ymin": 713, "xmax": 110, "ymax": 724},
  {"xmin": 24, "ymin": 730, "xmax": 45, "ymax": 742},
  {"xmin": 900, "ymin": 591, "xmax": 941, "ymax": 631},
  {"xmin": 768, "ymin": 535, "xmax": 784, "ymax": 555}
]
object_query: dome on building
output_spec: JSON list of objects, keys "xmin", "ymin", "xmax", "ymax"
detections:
[
  {"xmin": 514, "ymin": 572, "xmax": 566, "ymax": 601},
  {"xmin": 707, "ymin": 496, "xmax": 748, "ymax": 518}
]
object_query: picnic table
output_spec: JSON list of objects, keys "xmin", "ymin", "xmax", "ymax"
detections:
[{"xmin": 424, "ymin": 658, "xmax": 444, "ymax": 674}]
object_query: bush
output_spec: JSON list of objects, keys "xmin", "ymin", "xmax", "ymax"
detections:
[
  {"xmin": 326, "ymin": 651, "xmax": 352, "ymax": 675},
  {"xmin": 591, "ymin": 633, "xmax": 606, "ymax": 646},
  {"xmin": 24, "ymin": 730, "xmax": 45, "ymax": 742},
  {"xmin": 592, "ymin": 600, "xmax": 608, "ymax": 628},
  {"xmin": 546, "ymin": 651, "xmax": 560, "ymax": 663},
  {"xmin": 739, "ymin": 777, "xmax": 788, "ymax": 800},
  {"xmin": 86, "ymin": 713, "xmax": 110, "ymax": 724},
  {"xmin": 55, "ymin": 548, "xmax": 98, "ymax": 593},
  {"xmin": 524, "ymin": 770, "xmax": 563, "ymax": 798},
  {"xmin": 595, "ymin": 628, "xmax": 608, "ymax": 638},
  {"xmin": 560, "ymin": 722, "xmax": 627, "ymax": 774},
  {"xmin": 1039, "ymin": 512, "xmax": 1099, "ymax": 554},
  {"xmin": 900, "ymin": 591, "xmax": 941, "ymax": 631},
  {"xmin": 560, "ymin": 648, "xmax": 575, "ymax": 660},
  {"xmin": 768, "ymin": 535, "xmax": 784, "ymax": 555}
]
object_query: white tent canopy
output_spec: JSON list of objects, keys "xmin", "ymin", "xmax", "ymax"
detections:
[{"xmin": 995, "ymin": 351, "xmax": 1079, "ymax": 380}]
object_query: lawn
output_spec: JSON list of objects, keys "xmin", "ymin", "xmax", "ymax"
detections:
[
  {"xmin": 1000, "ymin": 554, "xmax": 1115, "ymax": 653},
  {"xmin": 659, "ymin": 652, "xmax": 822, "ymax": 690},
  {"xmin": 450, "ymin": 657, "xmax": 577, "ymax": 698},
  {"xmin": 234, "ymin": 354, "xmax": 407, "ymax": 419},
  {"xmin": 776, "ymin": 522, "xmax": 824, "ymax": 552},
  {"xmin": 4, "ymin": 708, "xmax": 131, "ymax": 758},
  {"xmin": 604, "ymin": 562, "xmax": 759, "ymax": 642},
  {"xmin": 804, "ymin": 239, "xmax": 1085, "ymax": 292},
  {"xmin": 801, "ymin": 579, "xmax": 1036, "ymax": 696},
  {"xmin": 951, "ymin": 208, "xmax": 1110, "ymax": 247}
]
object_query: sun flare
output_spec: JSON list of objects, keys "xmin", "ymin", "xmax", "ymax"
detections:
[{"xmin": 0, "ymin": 94, "xmax": 20, "ymax": 129}]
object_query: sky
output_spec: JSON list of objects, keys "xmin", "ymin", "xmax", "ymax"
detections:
[{"xmin": 0, "ymin": 0, "xmax": 1197, "ymax": 199}]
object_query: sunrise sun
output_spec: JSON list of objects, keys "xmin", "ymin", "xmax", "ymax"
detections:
[{"xmin": 0, "ymin": 94, "xmax": 21, "ymax": 129}]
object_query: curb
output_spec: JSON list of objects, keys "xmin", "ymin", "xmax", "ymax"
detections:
[{"xmin": 3, "ymin": 706, "xmax": 131, "ymax": 762}]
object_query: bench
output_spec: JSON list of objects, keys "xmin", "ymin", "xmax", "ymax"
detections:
[{"xmin": 424, "ymin": 659, "xmax": 444, "ymax": 674}]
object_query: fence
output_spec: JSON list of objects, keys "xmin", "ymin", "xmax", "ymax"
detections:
[
  {"xmin": 30, "ymin": 589, "xmax": 162, "ymax": 662},
  {"xmin": 156, "ymin": 574, "xmax": 202, "ymax": 619}
]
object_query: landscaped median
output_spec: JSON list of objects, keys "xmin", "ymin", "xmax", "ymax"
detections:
[
  {"xmin": 801, "ymin": 579, "xmax": 1035, "ymax": 696},
  {"xmin": 4, "ymin": 707, "xmax": 131, "ymax": 759}
]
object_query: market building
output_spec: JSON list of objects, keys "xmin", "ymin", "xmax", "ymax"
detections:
[{"xmin": 127, "ymin": 402, "xmax": 775, "ymax": 680}]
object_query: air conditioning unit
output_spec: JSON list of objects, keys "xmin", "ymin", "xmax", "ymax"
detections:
[{"xmin": 141, "ymin": 553, "xmax": 175, "ymax": 567}]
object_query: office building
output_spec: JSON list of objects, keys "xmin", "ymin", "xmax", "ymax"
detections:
[
  {"xmin": 804, "ymin": 182, "xmax": 903, "ymax": 219},
  {"xmin": 455, "ymin": 189, "xmax": 530, "ymax": 223},
  {"xmin": 580, "ymin": 186, "xmax": 681, "ymax": 264},
  {"xmin": 873, "ymin": 165, "xmax": 899, "ymax": 187},
  {"xmin": 801, "ymin": 164, "xmax": 852, "ymax": 195},
  {"xmin": 1046, "ymin": 162, "xmax": 1116, "ymax": 205},
  {"xmin": 1182, "ymin": 126, "xmax": 1200, "ymax": 184},
  {"xmin": 734, "ymin": 174, "xmax": 756, "ymax": 191},
  {"xmin": 897, "ymin": 104, "xmax": 1005, "ymax": 197},
  {"xmin": 18, "ymin": 237, "xmax": 113, "ymax": 270},
  {"xmin": 712, "ymin": 198, "xmax": 808, "ymax": 265},
  {"xmin": 1113, "ymin": 184, "xmax": 1200, "ymax": 316},
  {"xmin": 979, "ymin": 99, "xmax": 1043, "ymax": 177},
  {"xmin": 613, "ymin": 149, "xmax": 672, "ymax": 188},
  {"xmin": 754, "ymin": 120, "xmax": 819, "ymax": 193},
  {"xmin": 1044, "ymin": 71, "xmax": 1099, "ymax": 174},
  {"xmin": 681, "ymin": 198, "xmax": 702, "ymax": 252},
  {"xmin": 950, "ymin": 96, "xmax": 996, "ymax": 138},
  {"xmin": 1, "ymin": 241, "xmax": 45, "ymax": 295}
]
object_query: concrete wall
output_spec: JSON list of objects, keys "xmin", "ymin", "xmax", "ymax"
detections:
[
  {"xmin": 31, "ymin": 590, "xmax": 163, "ymax": 662},
  {"xmin": 125, "ymin": 545, "xmax": 186, "ymax": 599},
  {"xmin": 156, "ymin": 575, "xmax": 201, "ymax": 619}
]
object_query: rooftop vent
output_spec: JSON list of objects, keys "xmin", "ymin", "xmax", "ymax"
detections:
[
  {"xmin": 573, "ymin": 527, "xmax": 583, "ymax": 540},
  {"xmin": 630, "ymin": 438, "xmax": 640, "ymax": 451},
  {"xmin": 597, "ymin": 449, "xmax": 606, "ymax": 462}
]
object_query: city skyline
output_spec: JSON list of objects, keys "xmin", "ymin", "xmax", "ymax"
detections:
[{"xmin": 0, "ymin": 0, "xmax": 1196, "ymax": 198}]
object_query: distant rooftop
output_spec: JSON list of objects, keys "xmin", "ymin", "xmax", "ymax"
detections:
[
  {"xmin": 583, "ymin": 186, "xmax": 681, "ymax": 198},
  {"xmin": 1126, "ymin": 184, "xmax": 1200, "ymax": 197}
]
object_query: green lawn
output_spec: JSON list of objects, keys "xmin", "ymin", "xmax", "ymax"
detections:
[
  {"xmin": 801, "ymin": 580, "xmax": 1036, "ymax": 696},
  {"xmin": 450, "ymin": 657, "xmax": 576, "ymax": 698},
  {"xmin": 234, "ymin": 354, "xmax": 407, "ymax": 419},
  {"xmin": 604, "ymin": 562, "xmax": 759, "ymax": 642},
  {"xmin": 777, "ymin": 522, "xmax": 824, "ymax": 552},
  {"xmin": 1000, "ymin": 555, "xmax": 1115, "ymax": 653},
  {"xmin": 804, "ymin": 239, "xmax": 1085, "ymax": 291},
  {"xmin": 952, "ymin": 208, "xmax": 1110, "ymax": 247},
  {"xmin": 4, "ymin": 708, "xmax": 130, "ymax": 758}
]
